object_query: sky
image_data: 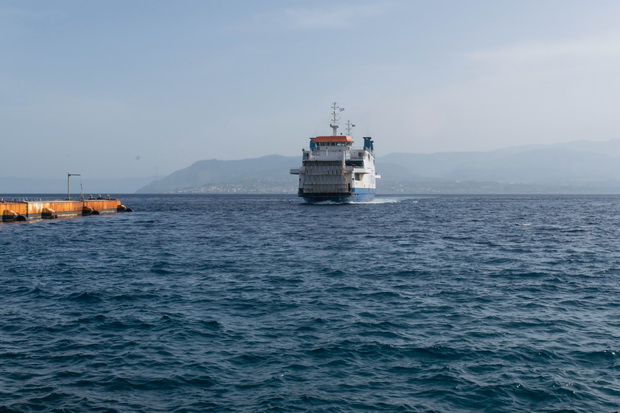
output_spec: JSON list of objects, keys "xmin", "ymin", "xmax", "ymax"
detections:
[{"xmin": 2, "ymin": 0, "xmax": 620, "ymax": 179}]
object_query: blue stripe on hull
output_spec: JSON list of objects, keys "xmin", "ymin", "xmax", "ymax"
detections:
[{"xmin": 300, "ymin": 188, "xmax": 376, "ymax": 203}]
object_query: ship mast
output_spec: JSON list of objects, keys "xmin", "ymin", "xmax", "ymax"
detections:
[
  {"xmin": 330, "ymin": 102, "xmax": 341, "ymax": 136},
  {"xmin": 345, "ymin": 120, "xmax": 355, "ymax": 136}
]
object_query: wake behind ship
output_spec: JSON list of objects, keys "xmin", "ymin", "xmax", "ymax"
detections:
[{"xmin": 290, "ymin": 103, "xmax": 380, "ymax": 203}]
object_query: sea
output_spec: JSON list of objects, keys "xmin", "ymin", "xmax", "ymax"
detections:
[{"xmin": 1, "ymin": 194, "xmax": 620, "ymax": 412}]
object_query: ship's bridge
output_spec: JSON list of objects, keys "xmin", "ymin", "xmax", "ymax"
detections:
[
  {"xmin": 313, "ymin": 135, "xmax": 353, "ymax": 148},
  {"xmin": 302, "ymin": 135, "xmax": 356, "ymax": 162}
]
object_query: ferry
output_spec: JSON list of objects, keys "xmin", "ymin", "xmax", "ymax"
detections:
[{"xmin": 290, "ymin": 103, "xmax": 380, "ymax": 203}]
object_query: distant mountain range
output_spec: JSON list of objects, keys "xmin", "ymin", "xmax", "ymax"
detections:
[
  {"xmin": 136, "ymin": 155, "xmax": 297, "ymax": 194},
  {"xmin": 5, "ymin": 140, "xmax": 620, "ymax": 195},
  {"xmin": 136, "ymin": 139, "xmax": 620, "ymax": 194}
]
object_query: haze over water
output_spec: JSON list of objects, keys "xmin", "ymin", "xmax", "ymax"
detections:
[
  {"xmin": 2, "ymin": 194, "xmax": 619, "ymax": 412},
  {"xmin": 4, "ymin": 1, "xmax": 620, "ymax": 181}
]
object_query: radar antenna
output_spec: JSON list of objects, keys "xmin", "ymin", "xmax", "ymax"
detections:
[
  {"xmin": 345, "ymin": 120, "xmax": 355, "ymax": 136},
  {"xmin": 330, "ymin": 102, "xmax": 342, "ymax": 135}
]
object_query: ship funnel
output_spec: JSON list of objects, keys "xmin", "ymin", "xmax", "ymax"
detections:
[{"xmin": 363, "ymin": 137, "xmax": 374, "ymax": 151}]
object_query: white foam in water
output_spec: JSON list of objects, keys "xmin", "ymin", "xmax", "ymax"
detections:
[{"xmin": 370, "ymin": 196, "xmax": 424, "ymax": 204}]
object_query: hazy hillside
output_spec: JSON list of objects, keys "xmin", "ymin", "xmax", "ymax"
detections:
[
  {"xmin": 134, "ymin": 139, "xmax": 620, "ymax": 194},
  {"xmin": 380, "ymin": 148, "xmax": 620, "ymax": 183},
  {"xmin": 137, "ymin": 155, "xmax": 299, "ymax": 194},
  {"xmin": 495, "ymin": 139, "xmax": 620, "ymax": 157}
]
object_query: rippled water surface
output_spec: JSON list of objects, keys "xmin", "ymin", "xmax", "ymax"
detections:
[{"xmin": 2, "ymin": 194, "xmax": 620, "ymax": 412}]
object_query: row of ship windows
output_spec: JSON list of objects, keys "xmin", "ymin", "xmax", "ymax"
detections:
[{"xmin": 317, "ymin": 142, "xmax": 352, "ymax": 147}]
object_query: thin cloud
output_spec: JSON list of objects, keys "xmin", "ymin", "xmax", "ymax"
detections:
[
  {"xmin": 220, "ymin": 3, "xmax": 387, "ymax": 36},
  {"xmin": 352, "ymin": 30, "xmax": 620, "ymax": 154},
  {"xmin": 464, "ymin": 33, "xmax": 620, "ymax": 65},
  {"xmin": 283, "ymin": 4, "xmax": 383, "ymax": 29},
  {"xmin": 417, "ymin": 32, "xmax": 620, "ymax": 152}
]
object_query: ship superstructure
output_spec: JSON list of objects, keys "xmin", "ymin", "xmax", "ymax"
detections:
[{"xmin": 290, "ymin": 103, "xmax": 380, "ymax": 203}]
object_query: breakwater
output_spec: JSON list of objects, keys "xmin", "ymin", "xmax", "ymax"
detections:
[{"xmin": 1, "ymin": 198, "xmax": 130, "ymax": 221}]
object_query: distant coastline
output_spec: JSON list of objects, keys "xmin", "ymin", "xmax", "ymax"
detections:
[
  {"xmin": 5, "ymin": 139, "xmax": 620, "ymax": 195},
  {"xmin": 135, "ymin": 139, "xmax": 620, "ymax": 195}
]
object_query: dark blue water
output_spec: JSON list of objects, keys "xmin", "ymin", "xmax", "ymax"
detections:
[{"xmin": 2, "ymin": 194, "xmax": 620, "ymax": 412}]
